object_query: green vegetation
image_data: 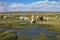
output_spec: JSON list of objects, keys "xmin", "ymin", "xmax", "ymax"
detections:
[
  {"xmin": 0, "ymin": 12, "xmax": 60, "ymax": 40},
  {"xmin": 0, "ymin": 13, "xmax": 60, "ymax": 31},
  {"xmin": 0, "ymin": 29, "xmax": 16, "ymax": 40},
  {"xmin": 32, "ymin": 33, "xmax": 48, "ymax": 40}
]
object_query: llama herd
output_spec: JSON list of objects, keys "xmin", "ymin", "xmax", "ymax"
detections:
[
  {"xmin": 19, "ymin": 15, "xmax": 49, "ymax": 23},
  {"xmin": 0, "ymin": 15, "xmax": 58, "ymax": 24}
]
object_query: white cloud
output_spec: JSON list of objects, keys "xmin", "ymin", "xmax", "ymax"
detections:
[
  {"xmin": 10, "ymin": 3, "xmax": 27, "ymax": 8},
  {"xmin": 0, "ymin": 6, "xmax": 5, "ymax": 12},
  {"xmin": 0, "ymin": 2, "xmax": 4, "ymax": 12},
  {"xmin": 0, "ymin": 1, "xmax": 8, "ymax": 12},
  {"xmin": 0, "ymin": 0, "xmax": 60, "ymax": 12}
]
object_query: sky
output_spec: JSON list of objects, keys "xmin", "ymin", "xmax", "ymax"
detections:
[{"xmin": 0, "ymin": 0, "xmax": 60, "ymax": 12}]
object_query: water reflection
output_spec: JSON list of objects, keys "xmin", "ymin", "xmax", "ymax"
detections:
[{"xmin": 0, "ymin": 24, "xmax": 60, "ymax": 40}]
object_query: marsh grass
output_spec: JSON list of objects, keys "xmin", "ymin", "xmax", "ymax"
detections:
[
  {"xmin": 0, "ymin": 30, "xmax": 16, "ymax": 40},
  {"xmin": 0, "ymin": 13, "xmax": 60, "ymax": 40}
]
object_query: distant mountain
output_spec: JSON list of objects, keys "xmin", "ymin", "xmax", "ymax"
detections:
[{"xmin": 0, "ymin": 11, "xmax": 60, "ymax": 13}]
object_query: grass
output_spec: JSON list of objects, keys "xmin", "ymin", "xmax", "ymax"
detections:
[
  {"xmin": 0, "ymin": 12, "xmax": 60, "ymax": 40},
  {"xmin": 0, "ymin": 13, "xmax": 60, "ymax": 30},
  {"xmin": 0, "ymin": 29, "xmax": 59, "ymax": 40},
  {"xmin": 36, "ymin": 15, "xmax": 60, "ymax": 32},
  {"xmin": 0, "ymin": 30, "xmax": 16, "ymax": 40}
]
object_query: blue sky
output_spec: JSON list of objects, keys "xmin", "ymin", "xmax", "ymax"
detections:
[
  {"xmin": 0, "ymin": 0, "xmax": 59, "ymax": 4},
  {"xmin": 0, "ymin": 0, "xmax": 43, "ymax": 4},
  {"xmin": 0, "ymin": 0, "xmax": 60, "ymax": 12}
]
